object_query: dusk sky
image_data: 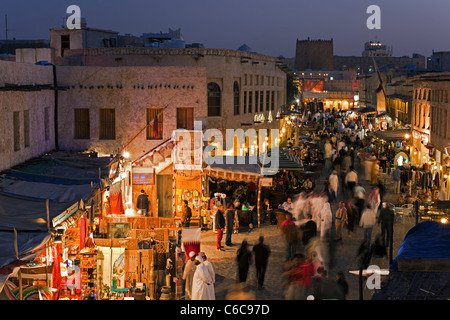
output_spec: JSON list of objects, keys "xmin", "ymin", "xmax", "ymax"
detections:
[{"xmin": 1, "ymin": 0, "xmax": 450, "ymax": 58}]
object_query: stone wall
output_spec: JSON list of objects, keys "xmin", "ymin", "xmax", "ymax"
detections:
[
  {"xmin": 55, "ymin": 65, "xmax": 207, "ymax": 160},
  {"xmin": 0, "ymin": 60, "xmax": 55, "ymax": 171}
]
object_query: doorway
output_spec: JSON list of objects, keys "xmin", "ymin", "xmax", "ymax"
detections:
[{"xmin": 157, "ymin": 175, "xmax": 173, "ymax": 217}]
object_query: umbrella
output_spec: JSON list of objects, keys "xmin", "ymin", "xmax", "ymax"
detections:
[{"xmin": 293, "ymin": 146, "xmax": 301, "ymax": 149}]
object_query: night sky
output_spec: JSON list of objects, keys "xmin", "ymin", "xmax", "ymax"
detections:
[{"xmin": 1, "ymin": 0, "xmax": 450, "ymax": 58}]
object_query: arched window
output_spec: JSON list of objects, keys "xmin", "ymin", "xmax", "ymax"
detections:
[
  {"xmin": 233, "ymin": 82, "xmax": 240, "ymax": 115},
  {"xmin": 208, "ymin": 82, "xmax": 221, "ymax": 117}
]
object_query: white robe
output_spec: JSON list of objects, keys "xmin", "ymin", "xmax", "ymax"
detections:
[
  {"xmin": 329, "ymin": 173, "xmax": 339, "ymax": 195},
  {"xmin": 182, "ymin": 259, "xmax": 196, "ymax": 300},
  {"xmin": 319, "ymin": 202, "xmax": 332, "ymax": 238},
  {"xmin": 203, "ymin": 259, "xmax": 216, "ymax": 300},
  {"xmin": 191, "ymin": 262, "xmax": 214, "ymax": 300}
]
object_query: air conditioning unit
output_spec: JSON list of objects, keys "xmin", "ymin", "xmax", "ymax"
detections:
[{"xmin": 107, "ymin": 223, "xmax": 131, "ymax": 239}]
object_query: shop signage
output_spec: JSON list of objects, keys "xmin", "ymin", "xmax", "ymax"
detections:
[
  {"xmin": 259, "ymin": 177, "xmax": 273, "ymax": 187},
  {"xmin": 52, "ymin": 201, "xmax": 80, "ymax": 227},
  {"xmin": 132, "ymin": 168, "xmax": 154, "ymax": 185}
]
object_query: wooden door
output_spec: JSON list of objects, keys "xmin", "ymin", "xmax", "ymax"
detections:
[{"xmin": 157, "ymin": 175, "xmax": 173, "ymax": 217}]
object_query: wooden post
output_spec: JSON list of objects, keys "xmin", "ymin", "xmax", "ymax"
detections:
[
  {"xmin": 46, "ymin": 199, "xmax": 50, "ymax": 231},
  {"xmin": 257, "ymin": 179, "xmax": 261, "ymax": 228},
  {"xmin": 19, "ymin": 268, "xmax": 23, "ymax": 301}
]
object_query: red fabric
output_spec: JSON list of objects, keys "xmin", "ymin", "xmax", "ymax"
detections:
[
  {"xmin": 79, "ymin": 214, "xmax": 87, "ymax": 251},
  {"xmin": 183, "ymin": 242, "xmax": 200, "ymax": 264},
  {"xmin": 109, "ymin": 191, "xmax": 124, "ymax": 215},
  {"xmin": 51, "ymin": 244, "xmax": 61, "ymax": 300},
  {"xmin": 216, "ymin": 228, "xmax": 223, "ymax": 249}
]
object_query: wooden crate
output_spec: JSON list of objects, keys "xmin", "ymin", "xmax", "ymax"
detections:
[
  {"xmin": 125, "ymin": 249, "xmax": 155, "ymax": 288},
  {"xmin": 159, "ymin": 217, "xmax": 176, "ymax": 228},
  {"xmin": 111, "ymin": 238, "xmax": 139, "ymax": 250},
  {"xmin": 94, "ymin": 238, "xmax": 112, "ymax": 247}
]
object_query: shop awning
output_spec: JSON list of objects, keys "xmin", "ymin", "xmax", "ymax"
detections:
[
  {"xmin": 354, "ymin": 106, "xmax": 377, "ymax": 114},
  {"xmin": 204, "ymin": 156, "xmax": 262, "ymax": 182},
  {"xmin": 204, "ymin": 151, "xmax": 304, "ymax": 180},
  {"xmin": 374, "ymin": 128, "xmax": 411, "ymax": 142}
]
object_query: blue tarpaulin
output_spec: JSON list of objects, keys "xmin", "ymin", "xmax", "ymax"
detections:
[{"xmin": 391, "ymin": 221, "xmax": 450, "ymax": 272}]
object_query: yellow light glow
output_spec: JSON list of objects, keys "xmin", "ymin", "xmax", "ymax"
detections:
[{"xmin": 441, "ymin": 217, "xmax": 448, "ymax": 224}]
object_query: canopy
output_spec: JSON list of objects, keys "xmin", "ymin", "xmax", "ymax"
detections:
[
  {"xmin": 204, "ymin": 156, "xmax": 262, "ymax": 182},
  {"xmin": 392, "ymin": 221, "xmax": 450, "ymax": 272},
  {"xmin": 372, "ymin": 221, "xmax": 450, "ymax": 300},
  {"xmin": 374, "ymin": 128, "xmax": 411, "ymax": 142}
]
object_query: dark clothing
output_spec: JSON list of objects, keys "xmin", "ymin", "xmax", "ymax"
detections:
[
  {"xmin": 136, "ymin": 194, "xmax": 149, "ymax": 209},
  {"xmin": 236, "ymin": 245, "xmax": 252, "ymax": 283},
  {"xmin": 215, "ymin": 209, "xmax": 226, "ymax": 230},
  {"xmin": 312, "ymin": 277, "xmax": 345, "ymax": 300},
  {"xmin": 137, "ymin": 193, "xmax": 150, "ymax": 217},
  {"xmin": 300, "ymin": 220, "xmax": 317, "ymax": 246},
  {"xmin": 252, "ymin": 243, "xmax": 271, "ymax": 288},
  {"xmin": 225, "ymin": 209, "xmax": 234, "ymax": 245},
  {"xmin": 345, "ymin": 201, "xmax": 356, "ymax": 233},
  {"xmin": 337, "ymin": 278, "xmax": 349, "ymax": 299},
  {"xmin": 378, "ymin": 208, "xmax": 394, "ymax": 247},
  {"xmin": 326, "ymin": 188, "xmax": 336, "ymax": 204}
]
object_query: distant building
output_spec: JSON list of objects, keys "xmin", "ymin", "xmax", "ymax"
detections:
[
  {"xmin": 117, "ymin": 28, "xmax": 204, "ymax": 49},
  {"xmin": 362, "ymin": 41, "xmax": 392, "ymax": 57},
  {"xmin": 411, "ymin": 72, "xmax": 450, "ymax": 166},
  {"xmin": 294, "ymin": 37, "xmax": 334, "ymax": 71},
  {"xmin": 58, "ymin": 47, "xmax": 287, "ymax": 140},
  {"xmin": 427, "ymin": 51, "xmax": 450, "ymax": 72},
  {"xmin": 0, "ymin": 39, "xmax": 50, "ymax": 55},
  {"xmin": 50, "ymin": 19, "xmax": 119, "ymax": 63}
]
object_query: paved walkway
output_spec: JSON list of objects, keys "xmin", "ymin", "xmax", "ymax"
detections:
[{"xmin": 198, "ymin": 160, "xmax": 415, "ymax": 300}]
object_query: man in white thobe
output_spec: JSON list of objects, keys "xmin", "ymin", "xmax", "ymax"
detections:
[
  {"xmin": 182, "ymin": 251, "xmax": 196, "ymax": 300},
  {"xmin": 191, "ymin": 256, "xmax": 214, "ymax": 300},
  {"xmin": 199, "ymin": 252, "xmax": 215, "ymax": 300}
]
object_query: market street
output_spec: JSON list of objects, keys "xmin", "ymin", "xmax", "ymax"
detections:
[{"xmin": 200, "ymin": 161, "xmax": 416, "ymax": 300}]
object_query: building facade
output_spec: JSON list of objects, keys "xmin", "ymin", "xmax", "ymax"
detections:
[
  {"xmin": 294, "ymin": 38, "xmax": 334, "ymax": 71},
  {"xmin": 58, "ymin": 47, "xmax": 287, "ymax": 152},
  {"xmin": 412, "ymin": 72, "xmax": 450, "ymax": 167},
  {"xmin": 55, "ymin": 65, "xmax": 207, "ymax": 160},
  {"xmin": 0, "ymin": 60, "xmax": 56, "ymax": 171}
]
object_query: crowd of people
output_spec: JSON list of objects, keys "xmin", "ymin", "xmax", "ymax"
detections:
[{"xmin": 180, "ymin": 108, "xmax": 404, "ymax": 300}]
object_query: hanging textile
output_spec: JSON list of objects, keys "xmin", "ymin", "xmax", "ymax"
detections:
[
  {"xmin": 182, "ymin": 228, "xmax": 201, "ymax": 263},
  {"xmin": 109, "ymin": 191, "xmax": 124, "ymax": 215},
  {"xmin": 79, "ymin": 214, "xmax": 88, "ymax": 251},
  {"xmin": 51, "ymin": 244, "xmax": 61, "ymax": 300}
]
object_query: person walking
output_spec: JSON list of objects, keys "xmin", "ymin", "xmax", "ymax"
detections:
[
  {"xmin": 215, "ymin": 204, "xmax": 226, "ymax": 251},
  {"xmin": 225, "ymin": 203, "xmax": 235, "ymax": 246},
  {"xmin": 182, "ymin": 251, "xmax": 197, "ymax": 300},
  {"xmin": 336, "ymin": 271, "xmax": 349, "ymax": 300},
  {"xmin": 136, "ymin": 189, "xmax": 150, "ymax": 216},
  {"xmin": 252, "ymin": 236, "xmax": 271, "ymax": 290},
  {"xmin": 335, "ymin": 201, "xmax": 347, "ymax": 241},
  {"xmin": 329, "ymin": 171, "xmax": 339, "ymax": 201},
  {"xmin": 181, "ymin": 200, "xmax": 192, "ymax": 228},
  {"xmin": 345, "ymin": 200, "xmax": 357, "ymax": 238},
  {"xmin": 345, "ymin": 167, "xmax": 358, "ymax": 199},
  {"xmin": 378, "ymin": 203, "xmax": 395, "ymax": 251},
  {"xmin": 236, "ymin": 240, "xmax": 252, "ymax": 283},
  {"xmin": 191, "ymin": 256, "xmax": 214, "ymax": 300},
  {"xmin": 198, "ymin": 252, "xmax": 215, "ymax": 300},
  {"xmin": 299, "ymin": 213, "xmax": 317, "ymax": 247},
  {"xmin": 281, "ymin": 213, "xmax": 299, "ymax": 261},
  {"xmin": 360, "ymin": 204, "xmax": 377, "ymax": 246},
  {"xmin": 392, "ymin": 167, "xmax": 401, "ymax": 194}
]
